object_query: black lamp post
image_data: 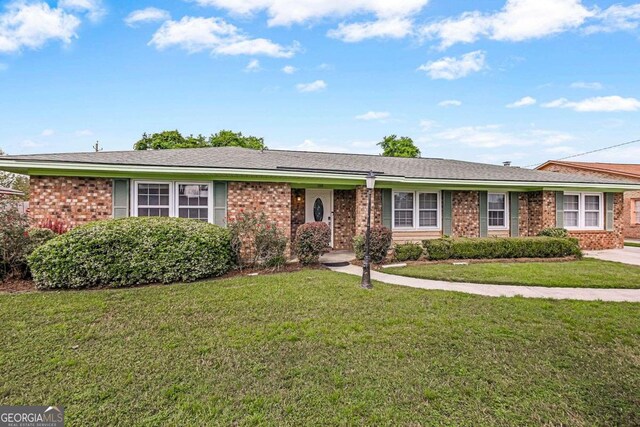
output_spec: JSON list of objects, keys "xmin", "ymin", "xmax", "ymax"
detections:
[{"xmin": 361, "ymin": 170, "xmax": 376, "ymax": 289}]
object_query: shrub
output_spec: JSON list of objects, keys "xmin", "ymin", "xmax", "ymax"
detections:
[
  {"xmin": 294, "ymin": 222, "xmax": 331, "ymax": 265},
  {"xmin": 538, "ymin": 227, "xmax": 569, "ymax": 238},
  {"xmin": 422, "ymin": 237, "xmax": 582, "ymax": 261},
  {"xmin": 28, "ymin": 217, "xmax": 232, "ymax": 289},
  {"xmin": 228, "ymin": 211, "xmax": 288, "ymax": 268},
  {"xmin": 38, "ymin": 217, "xmax": 69, "ymax": 234},
  {"xmin": 394, "ymin": 242, "xmax": 423, "ymax": 261},
  {"xmin": 353, "ymin": 226, "xmax": 393, "ymax": 264}
]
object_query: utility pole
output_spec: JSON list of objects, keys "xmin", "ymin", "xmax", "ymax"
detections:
[{"xmin": 93, "ymin": 141, "xmax": 102, "ymax": 152}]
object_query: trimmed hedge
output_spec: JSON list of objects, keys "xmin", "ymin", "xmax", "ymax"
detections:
[
  {"xmin": 354, "ymin": 226, "xmax": 393, "ymax": 264},
  {"xmin": 422, "ymin": 237, "xmax": 582, "ymax": 261},
  {"xmin": 28, "ymin": 217, "xmax": 232, "ymax": 289},
  {"xmin": 394, "ymin": 242, "xmax": 423, "ymax": 261},
  {"xmin": 294, "ymin": 222, "xmax": 331, "ymax": 265},
  {"xmin": 538, "ymin": 227, "xmax": 569, "ymax": 238}
]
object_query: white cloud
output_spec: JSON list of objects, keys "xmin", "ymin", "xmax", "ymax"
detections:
[
  {"xmin": 434, "ymin": 124, "xmax": 574, "ymax": 148},
  {"xmin": 0, "ymin": 1, "xmax": 81, "ymax": 53},
  {"xmin": 506, "ymin": 96, "xmax": 536, "ymax": 108},
  {"xmin": 41, "ymin": 129, "xmax": 54, "ymax": 136},
  {"xmin": 584, "ymin": 4, "xmax": 640, "ymax": 34},
  {"xmin": 296, "ymin": 80, "xmax": 327, "ymax": 92},
  {"xmin": 418, "ymin": 50, "xmax": 486, "ymax": 80},
  {"xmin": 74, "ymin": 129, "xmax": 93, "ymax": 137},
  {"xmin": 438, "ymin": 99, "xmax": 462, "ymax": 107},
  {"xmin": 124, "ymin": 7, "xmax": 170, "ymax": 27},
  {"xmin": 355, "ymin": 111, "xmax": 390, "ymax": 121},
  {"xmin": 59, "ymin": 0, "xmax": 105, "ymax": 22},
  {"xmin": 541, "ymin": 96, "xmax": 640, "ymax": 112},
  {"xmin": 149, "ymin": 16, "xmax": 299, "ymax": 58},
  {"xmin": 244, "ymin": 58, "xmax": 260, "ymax": 72},
  {"xmin": 419, "ymin": 119, "xmax": 437, "ymax": 131},
  {"xmin": 327, "ymin": 17, "xmax": 413, "ymax": 42},
  {"xmin": 317, "ymin": 63, "xmax": 333, "ymax": 70},
  {"xmin": 191, "ymin": 0, "xmax": 429, "ymax": 27},
  {"xmin": 282, "ymin": 65, "xmax": 296, "ymax": 74},
  {"xmin": 570, "ymin": 81, "xmax": 603, "ymax": 90},
  {"xmin": 421, "ymin": 0, "xmax": 594, "ymax": 49}
]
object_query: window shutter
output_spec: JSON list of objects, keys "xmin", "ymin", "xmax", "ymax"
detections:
[
  {"xmin": 479, "ymin": 191, "xmax": 488, "ymax": 237},
  {"xmin": 112, "ymin": 179, "xmax": 130, "ymax": 219},
  {"xmin": 213, "ymin": 182, "xmax": 227, "ymax": 226},
  {"xmin": 509, "ymin": 192, "xmax": 519, "ymax": 237},
  {"xmin": 555, "ymin": 191, "xmax": 564, "ymax": 228},
  {"xmin": 442, "ymin": 190, "xmax": 452, "ymax": 236},
  {"xmin": 606, "ymin": 192, "xmax": 615, "ymax": 231},
  {"xmin": 381, "ymin": 189, "xmax": 392, "ymax": 228}
]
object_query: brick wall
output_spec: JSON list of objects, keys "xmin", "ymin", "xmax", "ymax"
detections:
[
  {"xmin": 290, "ymin": 189, "xmax": 305, "ymax": 245},
  {"xmin": 355, "ymin": 186, "xmax": 382, "ymax": 237},
  {"xmin": 29, "ymin": 176, "xmax": 112, "ymax": 228},
  {"xmin": 333, "ymin": 189, "xmax": 356, "ymax": 250},
  {"xmin": 451, "ymin": 191, "xmax": 480, "ymax": 237}
]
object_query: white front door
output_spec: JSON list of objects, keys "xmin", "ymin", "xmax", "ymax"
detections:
[{"xmin": 305, "ymin": 189, "xmax": 334, "ymax": 247}]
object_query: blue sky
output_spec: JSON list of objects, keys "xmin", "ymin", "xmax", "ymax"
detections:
[{"xmin": 1, "ymin": 0, "xmax": 640, "ymax": 166}]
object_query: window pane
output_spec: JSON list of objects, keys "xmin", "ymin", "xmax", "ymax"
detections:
[
  {"xmin": 488, "ymin": 211, "xmax": 505, "ymax": 227},
  {"xmin": 585, "ymin": 195, "xmax": 600, "ymax": 211},
  {"xmin": 419, "ymin": 210, "xmax": 437, "ymax": 227},
  {"xmin": 178, "ymin": 184, "xmax": 209, "ymax": 222},
  {"xmin": 394, "ymin": 210, "xmax": 413, "ymax": 227},
  {"xmin": 419, "ymin": 193, "xmax": 437, "ymax": 210},
  {"xmin": 488, "ymin": 194, "xmax": 505, "ymax": 210},
  {"xmin": 137, "ymin": 183, "xmax": 170, "ymax": 217},
  {"xmin": 564, "ymin": 211, "xmax": 578, "ymax": 227},
  {"xmin": 394, "ymin": 192, "xmax": 413, "ymax": 210},
  {"xmin": 585, "ymin": 212, "xmax": 599, "ymax": 227},
  {"xmin": 564, "ymin": 195, "xmax": 579, "ymax": 211}
]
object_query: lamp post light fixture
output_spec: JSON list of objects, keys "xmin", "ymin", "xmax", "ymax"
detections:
[{"xmin": 361, "ymin": 170, "xmax": 376, "ymax": 289}]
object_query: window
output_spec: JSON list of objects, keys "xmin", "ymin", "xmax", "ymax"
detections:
[
  {"xmin": 392, "ymin": 191, "xmax": 440, "ymax": 229},
  {"xmin": 137, "ymin": 183, "xmax": 170, "ymax": 217},
  {"xmin": 635, "ymin": 200, "xmax": 640, "ymax": 224},
  {"xmin": 488, "ymin": 193, "xmax": 507, "ymax": 228},
  {"xmin": 563, "ymin": 192, "xmax": 603, "ymax": 230},
  {"xmin": 393, "ymin": 192, "xmax": 414, "ymax": 228},
  {"xmin": 178, "ymin": 184, "xmax": 209, "ymax": 221}
]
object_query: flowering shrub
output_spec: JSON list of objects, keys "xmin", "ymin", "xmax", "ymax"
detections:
[
  {"xmin": 28, "ymin": 217, "xmax": 232, "ymax": 289},
  {"xmin": 227, "ymin": 210, "xmax": 288, "ymax": 268},
  {"xmin": 38, "ymin": 217, "xmax": 69, "ymax": 234},
  {"xmin": 353, "ymin": 226, "xmax": 393, "ymax": 264},
  {"xmin": 294, "ymin": 222, "xmax": 331, "ymax": 265},
  {"xmin": 537, "ymin": 227, "xmax": 569, "ymax": 238}
]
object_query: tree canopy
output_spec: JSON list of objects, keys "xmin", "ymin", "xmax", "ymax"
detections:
[
  {"xmin": 377, "ymin": 135, "xmax": 421, "ymax": 158},
  {"xmin": 133, "ymin": 130, "xmax": 266, "ymax": 151}
]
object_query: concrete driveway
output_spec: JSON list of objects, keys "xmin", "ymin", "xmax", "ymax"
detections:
[{"xmin": 585, "ymin": 246, "xmax": 640, "ymax": 266}]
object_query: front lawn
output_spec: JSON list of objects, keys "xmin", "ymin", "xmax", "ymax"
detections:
[
  {"xmin": 1, "ymin": 270, "xmax": 639, "ymax": 425},
  {"xmin": 385, "ymin": 258, "xmax": 640, "ymax": 289}
]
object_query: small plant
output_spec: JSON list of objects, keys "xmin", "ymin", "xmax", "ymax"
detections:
[
  {"xmin": 394, "ymin": 242, "xmax": 423, "ymax": 261},
  {"xmin": 353, "ymin": 226, "xmax": 393, "ymax": 264},
  {"xmin": 228, "ymin": 210, "xmax": 288, "ymax": 268},
  {"xmin": 38, "ymin": 217, "xmax": 69, "ymax": 234},
  {"xmin": 538, "ymin": 227, "xmax": 569, "ymax": 238},
  {"xmin": 294, "ymin": 222, "xmax": 331, "ymax": 265}
]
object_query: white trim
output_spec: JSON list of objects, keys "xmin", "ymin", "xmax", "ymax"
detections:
[
  {"xmin": 132, "ymin": 180, "xmax": 174, "ymax": 218},
  {"xmin": 392, "ymin": 190, "xmax": 441, "ymax": 231},
  {"xmin": 487, "ymin": 192, "xmax": 509, "ymax": 230},
  {"xmin": 563, "ymin": 192, "xmax": 604, "ymax": 230},
  {"xmin": 132, "ymin": 179, "xmax": 215, "ymax": 223},
  {"xmin": 176, "ymin": 181, "xmax": 214, "ymax": 223}
]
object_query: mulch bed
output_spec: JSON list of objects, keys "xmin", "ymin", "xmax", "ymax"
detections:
[{"xmin": 0, "ymin": 278, "xmax": 37, "ymax": 293}]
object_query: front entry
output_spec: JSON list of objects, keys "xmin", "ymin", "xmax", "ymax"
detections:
[{"xmin": 305, "ymin": 189, "xmax": 334, "ymax": 247}]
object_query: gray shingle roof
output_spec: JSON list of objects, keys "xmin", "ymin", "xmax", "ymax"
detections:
[{"xmin": 0, "ymin": 146, "xmax": 635, "ymax": 185}]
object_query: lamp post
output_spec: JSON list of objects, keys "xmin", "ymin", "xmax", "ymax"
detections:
[{"xmin": 361, "ymin": 170, "xmax": 376, "ymax": 289}]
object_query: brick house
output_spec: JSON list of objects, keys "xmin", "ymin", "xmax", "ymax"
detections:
[
  {"xmin": 537, "ymin": 161, "xmax": 640, "ymax": 240},
  {"xmin": 1, "ymin": 147, "xmax": 638, "ymax": 251}
]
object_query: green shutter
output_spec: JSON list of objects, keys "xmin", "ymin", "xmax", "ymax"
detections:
[
  {"xmin": 213, "ymin": 182, "xmax": 227, "ymax": 226},
  {"xmin": 606, "ymin": 192, "xmax": 615, "ymax": 231},
  {"xmin": 479, "ymin": 191, "xmax": 488, "ymax": 237},
  {"xmin": 442, "ymin": 190, "xmax": 452, "ymax": 236},
  {"xmin": 509, "ymin": 192, "xmax": 519, "ymax": 237},
  {"xmin": 555, "ymin": 191, "xmax": 564, "ymax": 228},
  {"xmin": 382, "ymin": 189, "xmax": 392, "ymax": 228},
  {"xmin": 112, "ymin": 179, "xmax": 129, "ymax": 218}
]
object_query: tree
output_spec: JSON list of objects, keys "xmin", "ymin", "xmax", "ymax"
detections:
[
  {"xmin": 133, "ymin": 130, "xmax": 265, "ymax": 151},
  {"xmin": 377, "ymin": 135, "xmax": 420, "ymax": 158},
  {"xmin": 0, "ymin": 149, "xmax": 29, "ymax": 200}
]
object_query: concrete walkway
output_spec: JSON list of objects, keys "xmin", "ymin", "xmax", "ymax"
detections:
[
  {"xmin": 585, "ymin": 246, "xmax": 640, "ymax": 266},
  {"xmin": 329, "ymin": 264, "xmax": 640, "ymax": 302}
]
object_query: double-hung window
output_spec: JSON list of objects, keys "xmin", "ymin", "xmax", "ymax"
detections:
[
  {"xmin": 563, "ymin": 192, "xmax": 603, "ymax": 230},
  {"xmin": 134, "ymin": 181, "xmax": 215, "ymax": 223},
  {"xmin": 137, "ymin": 183, "xmax": 171, "ymax": 217},
  {"xmin": 488, "ymin": 193, "xmax": 508, "ymax": 229},
  {"xmin": 634, "ymin": 200, "xmax": 640, "ymax": 224},
  {"xmin": 177, "ymin": 184, "xmax": 209, "ymax": 221},
  {"xmin": 393, "ymin": 191, "xmax": 440, "ymax": 229}
]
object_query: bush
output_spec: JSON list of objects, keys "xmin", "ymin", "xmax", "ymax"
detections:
[
  {"xmin": 228, "ymin": 211, "xmax": 288, "ymax": 269},
  {"xmin": 422, "ymin": 237, "xmax": 582, "ymax": 261},
  {"xmin": 538, "ymin": 227, "xmax": 569, "ymax": 238},
  {"xmin": 394, "ymin": 242, "xmax": 423, "ymax": 261},
  {"xmin": 353, "ymin": 226, "xmax": 393, "ymax": 264},
  {"xmin": 28, "ymin": 217, "xmax": 232, "ymax": 289},
  {"xmin": 38, "ymin": 217, "xmax": 69, "ymax": 234},
  {"xmin": 294, "ymin": 222, "xmax": 331, "ymax": 265}
]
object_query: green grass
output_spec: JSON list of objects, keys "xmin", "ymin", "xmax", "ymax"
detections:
[
  {"xmin": 624, "ymin": 241, "xmax": 640, "ymax": 248},
  {"xmin": 1, "ymin": 270, "xmax": 639, "ymax": 425},
  {"xmin": 385, "ymin": 258, "xmax": 640, "ymax": 289}
]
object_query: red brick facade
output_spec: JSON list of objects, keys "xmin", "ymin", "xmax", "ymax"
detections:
[
  {"xmin": 451, "ymin": 191, "xmax": 480, "ymax": 237},
  {"xmin": 355, "ymin": 186, "xmax": 382, "ymax": 237},
  {"xmin": 290, "ymin": 188, "xmax": 305, "ymax": 245},
  {"xmin": 333, "ymin": 189, "xmax": 356, "ymax": 250},
  {"xmin": 29, "ymin": 176, "xmax": 112, "ymax": 228}
]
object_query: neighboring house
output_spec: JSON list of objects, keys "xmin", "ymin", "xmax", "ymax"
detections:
[
  {"xmin": 0, "ymin": 147, "xmax": 638, "ymax": 251},
  {"xmin": 538, "ymin": 161, "xmax": 640, "ymax": 240}
]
